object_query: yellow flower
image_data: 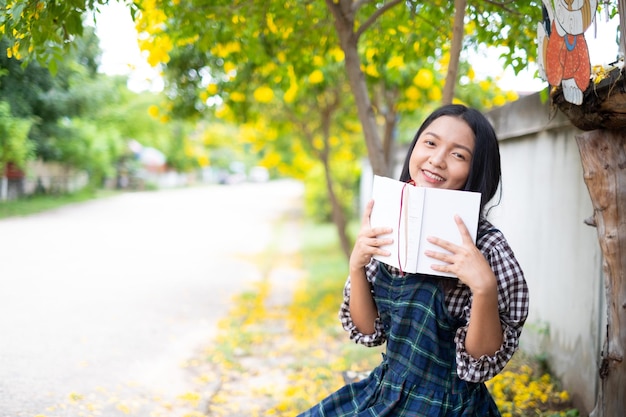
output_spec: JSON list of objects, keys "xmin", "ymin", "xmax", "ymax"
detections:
[
  {"xmin": 148, "ymin": 105, "xmax": 159, "ymax": 118},
  {"xmin": 230, "ymin": 91, "xmax": 246, "ymax": 102},
  {"xmin": 386, "ymin": 55, "xmax": 404, "ymax": 70},
  {"xmin": 467, "ymin": 67, "xmax": 475, "ymax": 81},
  {"xmin": 439, "ymin": 52, "xmax": 450, "ymax": 68},
  {"xmin": 207, "ymin": 83, "xmax": 218, "ymax": 95},
  {"xmin": 428, "ymin": 87, "xmax": 442, "ymax": 101},
  {"xmin": 284, "ymin": 84, "xmax": 298, "ymax": 103},
  {"xmin": 283, "ymin": 65, "xmax": 298, "ymax": 103},
  {"xmin": 223, "ymin": 61, "xmax": 237, "ymax": 74},
  {"xmin": 365, "ymin": 47, "xmax": 377, "ymax": 61},
  {"xmin": 364, "ymin": 64, "xmax": 379, "ymax": 78},
  {"xmin": 329, "ymin": 47, "xmax": 344, "ymax": 62},
  {"xmin": 178, "ymin": 391, "xmax": 201, "ymax": 406},
  {"xmin": 68, "ymin": 392, "xmax": 83, "ymax": 402},
  {"xmin": 452, "ymin": 97, "xmax": 467, "ymax": 105},
  {"xmin": 413, "ymin": 68, "xmax": 434, "ymax": 89},
  {"xmin": 253, "ymin": 85, "xmax": 274, "ymax": 103},
  {"xmin": 266, "ymin": 13, "xmax": 278, "ymax": 34},
  {"xmin": 505, "ymin": 90, "xmax": 518, "ymax": 102},
  {"xmin": 7, "ymin": 43, "xmax": 21, "ymax": 59},
  {"xmin": 308, "ymin": 69, "xmax": 324, "ymax": 84},
  {"xmin": 398, "ymin": 25, "xmax": 410, "ymax": 34},
  {"xmin": 492, "ymin": 94, "xmax": 506, "ymax": 107},
  {"xmin": 232, "ymin": 15, "xmax": 246, "ymax": 24},
  {"xmin": 405, "ymin": 86, "xmax": 420, "ymax": 101}
]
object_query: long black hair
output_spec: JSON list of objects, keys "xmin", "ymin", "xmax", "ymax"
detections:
[{"xmin": 398, "ymin": 104, "xmax": 502, "ymax": 213}]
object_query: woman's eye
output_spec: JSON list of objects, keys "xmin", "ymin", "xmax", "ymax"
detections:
[{"xmin": 453, "ymin": 152, "xmax": 466, "ymax": 160}]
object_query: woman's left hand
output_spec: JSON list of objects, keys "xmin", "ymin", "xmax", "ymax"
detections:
[{"xmin": 424, "ymin": 215, "xmax": 496, "ymax": 295}]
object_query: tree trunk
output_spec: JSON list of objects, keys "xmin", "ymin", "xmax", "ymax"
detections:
[
  {"xmin": 442, "ymin": 0, "xmax": 466, "ymax": 104},
  {"xmin": 325, "ymin": 0, "xmax": 390, "ymax": 177},
  {"xmin": 321, "ymin": 154, "xmax": 352, "ymax": 259},
  {"xmin": 576, "ymin": 130, "xmax": 626, "ymax": 417},
  {"xmin": 382, "ymin": 110, "xmax": 396, "ymax": 170}
]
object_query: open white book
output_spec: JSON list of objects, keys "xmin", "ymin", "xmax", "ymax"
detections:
[{"xmin": 369, "ymin": 175, "xmax": 481, "ymax": 277}]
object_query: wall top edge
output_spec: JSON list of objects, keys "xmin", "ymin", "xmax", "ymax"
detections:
[{"xmin": 486, "ymin": 92, "xmax": 578, "ymax": 141}]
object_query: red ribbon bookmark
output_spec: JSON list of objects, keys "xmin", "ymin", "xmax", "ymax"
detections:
[{"xmin": 397, "ymin": 179, "xmax": 415, "ymax": 276}]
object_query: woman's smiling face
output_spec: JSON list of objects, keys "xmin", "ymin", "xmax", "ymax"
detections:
[{"xmin": 408, "ymin": 115, "xmax": 475, "ymax": 190}]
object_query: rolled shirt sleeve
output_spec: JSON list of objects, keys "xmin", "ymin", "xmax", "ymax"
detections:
[
  {"xmin": 454, "ymin": 230, "xmax": 529, "ymax": 382},
  {"xmin": 338, "ymin": 260, "xmax": 387, "ymax": 347}
]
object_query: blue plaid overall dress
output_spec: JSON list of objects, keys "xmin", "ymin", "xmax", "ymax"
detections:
[{"xmin": 298, "ymin": 265, "xmax": 500, "ymax": 416}]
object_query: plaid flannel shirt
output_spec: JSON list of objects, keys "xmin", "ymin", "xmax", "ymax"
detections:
[{"xmin": 338, "ymin": 219, "xmax": 529, "ymax": 383}]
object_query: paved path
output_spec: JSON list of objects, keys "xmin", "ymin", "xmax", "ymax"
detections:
[{"xmin": 0, "ymin": 180, "xmax": 303, "ymax": 416}]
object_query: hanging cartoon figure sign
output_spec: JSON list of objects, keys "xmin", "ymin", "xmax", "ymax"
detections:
[{"xmin": 537, "ymin": 0, "xmax": 597, "ymax": 105}]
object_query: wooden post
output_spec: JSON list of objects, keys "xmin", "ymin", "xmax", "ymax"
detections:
[
  {"xmin": 617, "ymin": 0, "xmax": 626, "ymax": 56},
  {"xmin": 576, "ymin": 130, "xmax": 626, "ymax": 417}
]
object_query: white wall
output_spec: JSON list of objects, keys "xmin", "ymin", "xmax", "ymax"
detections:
[{"xmin": 487, "ymin": 94, "xmax": 604, "ymax": 413}]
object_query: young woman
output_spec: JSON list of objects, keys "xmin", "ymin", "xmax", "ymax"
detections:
[{"xmin": 298, "ymin": 104, "xmax": 529, "ymax": 416}]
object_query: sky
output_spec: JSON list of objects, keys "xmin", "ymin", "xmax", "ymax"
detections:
[
  {"xmin": 94, "ymin": 3, "xmax": 621, "ymax": 95},
  {"xmin": 94, "ymin": 2, "xmax": 163, "ymax": 92}
]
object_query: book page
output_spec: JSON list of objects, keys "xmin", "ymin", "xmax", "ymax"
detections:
[
  {"xmin": 404, "ymin": 188, "xmax": 424, "ymax": 272},
  {"xmin": 415, "ymin": 188, "xmax": 481, "ymax": 278},
  {"xmin": 369, "ymin": 176, "xmax": 480, "ymax": 277},
  {"xmin": 370, "ymin": 176, "xmax": 424, "ymax": 273},
  {"xmin": 369, "ymin": 176, "xmax": 403, "ymax": 270}
]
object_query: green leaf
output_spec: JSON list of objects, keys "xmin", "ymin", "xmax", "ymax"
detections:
[{"xmin": 10, "ymin": 2, "xmax": 25, "ymax": 23}]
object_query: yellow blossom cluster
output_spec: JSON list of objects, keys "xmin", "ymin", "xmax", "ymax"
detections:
[
  {"xmin": 486, "ymin": 363, "xmax": 578, "ymax": 416},
  {"xmin": 200, "ymin": 225, "xmax": 577, "ymax": 417},
  {"xmin": 135, "ymin": 0, "xmax": 173, "ymax": 66}
]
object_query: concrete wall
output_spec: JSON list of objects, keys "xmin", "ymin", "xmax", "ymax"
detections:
[{"xmin": 486, "ymin": 93, "xmax": 604, "ymax": 414}]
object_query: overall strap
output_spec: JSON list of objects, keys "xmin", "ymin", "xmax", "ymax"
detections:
[{"xmin": 477, "ymin": 227, "xmax": 499, "ymax": 240}]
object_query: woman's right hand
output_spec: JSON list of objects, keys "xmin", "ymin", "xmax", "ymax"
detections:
[{"xmin": 349, "ymin": 199, "xmax": 394, "ymax": 272}]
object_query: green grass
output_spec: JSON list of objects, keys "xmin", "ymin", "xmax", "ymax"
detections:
[
  {"xmin": 300, "ymin": 221, "xmax": 350, "ymax": 326},
  {"xmin": 299, "ymin": 221, "xmax": 383, "ymax": 361},
  {"xmin": 0, "ymin": 188, "xmax": 119, "ymax": 219}
]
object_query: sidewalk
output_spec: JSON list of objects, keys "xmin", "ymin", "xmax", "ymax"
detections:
[{"xmin": 189, "ymin": 196, "xmax": 310, "ymax": 416}]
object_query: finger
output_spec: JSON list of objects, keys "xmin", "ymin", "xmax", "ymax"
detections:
[
  {"xmin": 426, "ymin": 235, "xmax": 456, "ymax": 252},
  {"xmin": 423, "ymin": 249, "xmax": 453, "ymax": 264},
  {"xmin": 454, "ymin": 215, "xmax": 474, "ymax": 244},
  {"xmin": 373, "ymin": 247, "xmax": 392, "ymax": 257},
  {"xmin": 429, "ymin": 263, "xmax": 452, "ymax": 274},
  {"xmin": 353, "ymin": 239, "xmax": 392, "ymax": 263},
  {"xmin": 369, "ymin": 226, "xmax": 393, "ymax": 238},
  {"xmin": 366, "ymin": 236, "xmax": 394, "ymax": 248},
  {"xmin": 362, "ymin": 199, "xmax": 375, "ymax": 227}
]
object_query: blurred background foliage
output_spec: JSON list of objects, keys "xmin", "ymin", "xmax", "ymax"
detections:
[{"xmin": 0, "ymin": 0, "xmax": 542, "ymax": 248}]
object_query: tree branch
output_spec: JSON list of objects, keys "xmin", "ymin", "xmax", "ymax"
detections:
[
  {"xmin": 477, "ymin": 0, "xmax": 520, "ymax": 15},
  {"xmin": 355, "ymin": 0, "xmax": 404, "ymax": 41},
  {"xmin": 442, "ymin": 0, "xmax": 467, "ymax": 104}
]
